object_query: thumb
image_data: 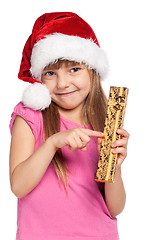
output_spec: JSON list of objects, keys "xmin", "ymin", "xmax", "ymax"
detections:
[{"xmin": 97, "ymin": 137, "xmax": 103, "ymax": 152}]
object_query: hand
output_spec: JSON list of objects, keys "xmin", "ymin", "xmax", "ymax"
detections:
[
  {"xmin": 51, "ymin": 127, "xmax": 105, "ymax": 152},
  {"xmin": 111, "ymin": 128, "xmax": 130, "ymax": 170},
  {"xmin": 97, "ymin": 129, "xmax": 130, "ymax": 171}
]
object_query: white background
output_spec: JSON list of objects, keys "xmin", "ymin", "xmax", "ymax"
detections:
[{"xmin": 1, "ymin": 0, "xmax": 159, "ymax": 239}]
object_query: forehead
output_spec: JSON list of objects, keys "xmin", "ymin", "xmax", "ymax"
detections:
[{"xmin": 43, "ymin": 60, "xmax": 85, "ymax": 71}]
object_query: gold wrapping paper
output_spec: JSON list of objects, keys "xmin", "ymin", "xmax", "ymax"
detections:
[{"xmin": 95, "ymin": 86, "xmax": 129, "ymax": 183}]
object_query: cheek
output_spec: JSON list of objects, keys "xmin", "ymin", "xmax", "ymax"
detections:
[
  {"xmin": 77, "ymin": 73, "xmax": 91, "ymax": 92},
  {"xmin": 83, "ymin": 83, "xmax": 91, "ymax": 95},
  {"xmin": 44, "ymin": 81, "xmax": 55, "ymax": 94},
  {"xmin": 82, "ymin": 79, "xmax": 91, "ymax": 94}
]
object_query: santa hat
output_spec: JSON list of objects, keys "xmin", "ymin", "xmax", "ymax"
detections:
[{"xmin": 19, "ymin": 12, "xmax": 109, "ymax": 110}]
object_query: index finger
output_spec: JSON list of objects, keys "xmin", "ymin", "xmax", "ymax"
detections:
[
  {"xmin": 80, "ymin": 128, "xmax": 105, "ymax": 138},
  {"xmin": 116, "ymin": 128, "xmax": 130, "ymax": 138}
]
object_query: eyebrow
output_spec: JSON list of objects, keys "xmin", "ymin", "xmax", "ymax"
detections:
[{"xmin": 43, "ymin": 62, "xmax": 84, "ymax": 71}]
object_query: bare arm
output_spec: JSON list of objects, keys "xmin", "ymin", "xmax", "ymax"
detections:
[
  {"xmin": 97, "ymin": 128, "xmax": 129, "ymax": 218},
  {"xmin": 104, "ymin": 167, "xmax": 126, "ymax": 218},
  {"xmin": 9, "ymin": 116, "xmax": 57, "ymax": 198}
]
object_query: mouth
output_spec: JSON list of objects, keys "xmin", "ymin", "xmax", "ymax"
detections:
[{"xmin": 56, "ymin": 90, "xmax": 77, "ymax": 96}]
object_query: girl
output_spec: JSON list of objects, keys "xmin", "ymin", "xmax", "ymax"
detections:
[{"xmin": 9, "ymin": 12, "xmax": 129, "ymax": 240}]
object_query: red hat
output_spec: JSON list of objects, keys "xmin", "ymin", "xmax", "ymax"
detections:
[{"xmin": 19, "ymin": 12, "xmax": 108, "ymax": 110}]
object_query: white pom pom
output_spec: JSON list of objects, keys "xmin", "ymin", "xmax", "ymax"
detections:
[{"xmin": 22, "ymin": 83, "xmax": 51, "ymax": 110}]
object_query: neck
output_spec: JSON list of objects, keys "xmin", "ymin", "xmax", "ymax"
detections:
[{"xmin": 57, "ymin": 106, "xmax": 88, "ymax": 126}]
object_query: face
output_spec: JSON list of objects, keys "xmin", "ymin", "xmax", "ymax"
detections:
[{"xmin": 41, "ymin": 62, "xmax": 91, "ymax": 115}]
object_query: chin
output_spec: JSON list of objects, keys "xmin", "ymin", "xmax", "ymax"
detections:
[{"xmin": 60, "ymin": 105, "xmax": 76, "ymax": 110}]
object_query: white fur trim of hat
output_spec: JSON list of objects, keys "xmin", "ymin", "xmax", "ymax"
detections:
[{"xmin": 30, "ymin": 33, "xmax": 109, "ymax": 82}]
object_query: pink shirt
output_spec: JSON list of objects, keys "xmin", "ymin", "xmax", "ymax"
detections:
[{"xmin": 9, "ymin": 102, "xmax": 119, "ymax": 240}]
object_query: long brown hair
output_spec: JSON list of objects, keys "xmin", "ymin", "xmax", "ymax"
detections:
[{"xmin": 42, "ymin": 60, "xmax": 107, "ymax": 194}]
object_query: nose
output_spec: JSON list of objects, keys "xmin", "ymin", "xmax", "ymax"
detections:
[{"xmin": 56, "ymin": 72, "xmax": 69, "ymax": 89}]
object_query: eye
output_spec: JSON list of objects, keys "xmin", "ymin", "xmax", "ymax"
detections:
[
  {"xmin": 70, "ymin": 67, "xmax": 81, "ymax": 73},
  {"xmin": 44, "ymin": 71, "xmax": 56, "ymax": 76}
]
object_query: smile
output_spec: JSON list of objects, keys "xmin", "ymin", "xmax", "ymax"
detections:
[{"xmin": 56, "ymin": 90, "xmax": 77, "ymax": 96}]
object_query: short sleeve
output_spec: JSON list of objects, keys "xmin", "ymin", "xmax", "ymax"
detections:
[{"xmin": 9, "ymin": 102, "xmax": 43, "ymax": 143}]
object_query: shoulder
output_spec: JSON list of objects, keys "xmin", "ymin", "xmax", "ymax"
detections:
[
  {"xmin": 9, "ymin": 102, "xmax": 43, "ymax": 140},
  {"xmin": 11, "ymin": 101, "xmax": 41, "ymax": 118}
]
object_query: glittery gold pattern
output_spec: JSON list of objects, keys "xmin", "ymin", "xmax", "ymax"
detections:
[{"xmin": 95, "ymin": 86, "xmax": 129, "ymax": 183}]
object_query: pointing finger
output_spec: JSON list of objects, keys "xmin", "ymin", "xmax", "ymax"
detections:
[{"xmin": 80, "ymin": 128, "xmax": 105, "ymax": 138}]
